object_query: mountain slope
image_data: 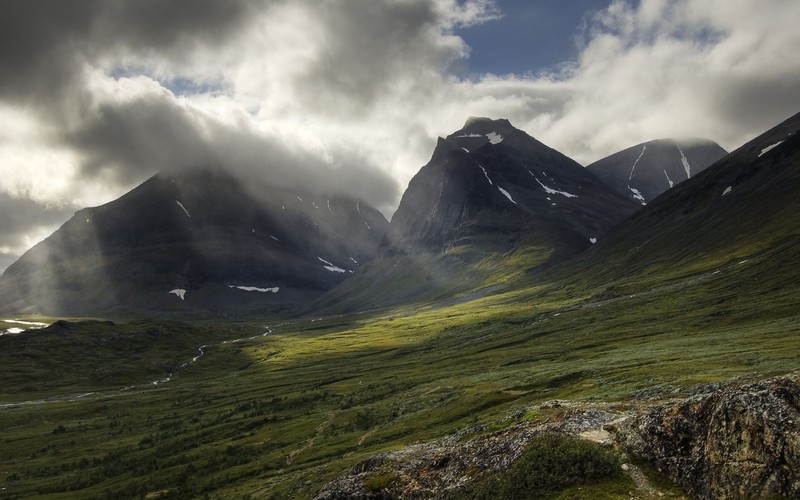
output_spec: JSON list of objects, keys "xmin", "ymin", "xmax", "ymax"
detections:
[
  {"xmin": 559, "ymin": 110, "xmax": 800, "ymax": 292},
  {"xmin": 313, "ymin": 118, "xmax": 641, "ymax": 312},
  {"xmin": 0, "ymin": 168, "xmax": 388, "ymax": 316},
  {"xmin": 586, "ymin": 139, "xmax": 727, "ymax": 205}
]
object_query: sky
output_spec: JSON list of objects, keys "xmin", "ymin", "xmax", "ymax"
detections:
[{"xmin": 1, "ymin": 0, "xmax": 800, "ymax": 273}]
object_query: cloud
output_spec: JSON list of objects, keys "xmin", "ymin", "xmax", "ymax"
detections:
[
  {"xmin": 0, "ymin": 191, "xmax": 76, "ymax": 263},
  {"xmin": 1, "ymin": 0, "xmax": 799, "ymax": 267}
]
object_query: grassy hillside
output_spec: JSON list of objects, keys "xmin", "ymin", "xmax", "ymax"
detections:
[{"xmin": 1, "ymin": 233, "xmax": 798, "ymax": 498}]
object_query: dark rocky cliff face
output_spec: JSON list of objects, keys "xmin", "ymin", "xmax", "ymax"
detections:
[
  {"xmin": 387, "ymin": 117, "xmax": 641, "ymax": 257},
  {"xmin": 616, "ymin": 372, "xmax": 800, "ymax": 499}
]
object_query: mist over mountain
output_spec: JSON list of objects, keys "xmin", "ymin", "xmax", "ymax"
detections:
[
  {"xmin": 586, "ymin": 138, "xmax": 727, "ymax": 205},
  {"xmin": 0, "ymin": 167, "xmax": 388, "ymax": 316}
]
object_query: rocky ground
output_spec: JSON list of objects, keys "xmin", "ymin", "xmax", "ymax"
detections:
[{"xmin": 316, "ymin": 371, "xmax": 800, "ymax": 499}]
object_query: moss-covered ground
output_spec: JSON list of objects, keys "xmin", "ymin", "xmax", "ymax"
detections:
[{"xmin": 1, "ymin": 235, "xmax": 798, "ymax": 498}]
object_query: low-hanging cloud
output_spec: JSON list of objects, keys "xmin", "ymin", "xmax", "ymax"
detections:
[{"xmin": 0, "ymin": 0, "xmax": 799, "ymax": 269}]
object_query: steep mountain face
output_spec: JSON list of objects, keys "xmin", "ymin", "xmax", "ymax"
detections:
[
  {"xmin": 312, "ymin": 118, "xmax": 641, "ymax": 312},
  {"xmin": 586, "ymin": 139, "xmax": 727, "ymax": 205},
  {"xmin": 389, "ymin": 117, "xmax": 641, "ymax": 255},
  {"xmin": 0, "ymin": 168, "xmax": 388, "ymax": 315}
]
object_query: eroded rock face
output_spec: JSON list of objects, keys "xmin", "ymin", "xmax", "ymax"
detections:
[{"xmin": 615, "ymin": 372, "xmax": 800, "ymax": 499}]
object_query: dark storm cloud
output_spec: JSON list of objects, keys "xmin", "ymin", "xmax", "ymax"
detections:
[{"xmin": 0, "ymin": 0, "xmax": 261, "ymax": 112}]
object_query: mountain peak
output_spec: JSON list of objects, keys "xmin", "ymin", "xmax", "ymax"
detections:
[
  {"xmin": 462, "ymin": 116, "xmax": 513, "ymax": 130},
  {"xmin": 587, "ymin": 138, "xmax": 727, "ymax": 204}
]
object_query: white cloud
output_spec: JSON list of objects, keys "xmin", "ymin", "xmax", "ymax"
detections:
[{"xmin": 0, "ymin": 0, "xmax": 799, "ymax": 266}]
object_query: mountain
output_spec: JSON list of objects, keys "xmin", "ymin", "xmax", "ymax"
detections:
[
  {"xmin": 0, "ymin": 168, "xmax": 388, "ymax": 316},
  {"xmin": 312, "ymin": 117, "xmax": 641, "ymax": 311},
  {"xmin": 569, "ymin": 110, "xmax": 800, "ymax": 288},
  {"xmin": 586, "ymin": 138, "xmax": 727, "ymax": 205}
]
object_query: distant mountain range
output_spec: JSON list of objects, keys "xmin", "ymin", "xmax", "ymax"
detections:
[
  {"xmin": 586, "ymin": 138, "xmax": 727, "ymax": 205},
  {"xmin": 4, "ymin": 111, "xmax": 792, "ymax": 318}
]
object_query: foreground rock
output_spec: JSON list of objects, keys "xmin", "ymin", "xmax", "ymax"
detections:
[
  {"xmin": 317, "ymin": 371, "xmax": 800, "ymax": 499},
  {"xmin": 616, "ymin": 371, "xmax": 800, "ymax": 499}
]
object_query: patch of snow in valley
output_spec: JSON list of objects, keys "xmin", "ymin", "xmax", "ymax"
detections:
[
  {"xmin": 758, "ymin": 140, "xmax": 785, "ymax": 157},
  {"xmin": 455, "ymin": 133, "xmax": 483, "ymax": 138},
  {"xmin": 677, "ymin": 146, "xmax": 691, "ymax": 178},
  {"xmin": 629, "ymin": 186, "xmax": 646, "ymax": 205},
  {"xmin": 663, "ymin": 170, "xmax": 674, "ymax": 188},
  {"xmin": 327, "ymin": 199, "xmax": 336, "ymax": 215},
  {"xmin": 486, "ymin": 132, "xmax": 503, "ymax": 144},
  {"xmin": 296, "ymin": 196, "xmax": 304, "ymax": 202},
  {"xmin": 356, "ymin": 200, "xmax": 361, "ymax": 214},
  {"xmin": 589, "ymin": 237, "xmax": 597, "ymax": 244},
  {"xmin": 1, "ymin": 319, "xmax": 49, "ymax": 335},
  {"xmin": 498, "ymin": 187, "xmax": 517, "ymax": 204},
  {"xmin": 722, "ymin": 186, "xmax": 732, "ymax": 196},
  {"xmin": 270, "ymin": 235, "xmax": 279, "ymax": 241},
  {"xmin": 529, "ymin": 171, "xmax": 578, "ymax": 198},
  {"xmin": 461, "ymin": 147, "xmax": 469, "ymax": 153},
  {"xmin": 4, "ymin": 319, "xmax": 49, "ymax": 327},
  {"xmin": 228, "ymin": 285, "xmax": 280, "ymax": 293},
  {"xmin": 478, "ymin": 165, "xmax": 493, "ymax": 185},
  {"xmin": 175, "ymin": 200, "xmax": 191, "ymax": 218},
  {"xmin": 312, "ymin": 202, "xmax": 319, "ymax": 209},
  {"xmin": 350, "ymin": 257, "xmax": 359, "ymax": 265},
  {"xmin": 169, "ymin": 289, "xmax": 186, "ymax": 300},
  {"xmin": 318, "ymin": 257, "xmax": 347, "ymax": 273},
  {"xmin": 364, "ymin": 220, "xmax": 371, "ymax": 230}
]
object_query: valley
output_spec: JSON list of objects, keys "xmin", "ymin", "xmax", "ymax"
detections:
[{"xmin": 1, "ymin": 112, "xmax": 799, "ymax": 498}]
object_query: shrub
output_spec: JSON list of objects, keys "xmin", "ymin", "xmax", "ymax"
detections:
[
  {"xmin": 364, "ymin": 472, "xmax": 398, "ymax": 492},
  {"xmin": 471, "ymin": 432, "xmax": 622, "ymax": 499}
]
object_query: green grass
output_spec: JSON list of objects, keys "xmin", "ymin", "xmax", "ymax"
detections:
[
  {"xmin": 459, "ymin": 432, "xmax": 629, "ymax": 499},
  {"xmin": 0, "ymin": 233, "xmax": 799, "ymax": 498}
]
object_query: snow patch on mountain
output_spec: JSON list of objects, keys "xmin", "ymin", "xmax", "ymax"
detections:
[
  {"xmin": 529, "ymin": 171, "xmax": 578, "ymax": 198},
  {"xmin": 629, "ymin": 186, "xmax": 646, "ymax": 204},
  {"xmin": 478, "ymin": 165, "xmax": 493, "ymax": 185},
  {"xmin": 663, "ymin": 170, "xmax": 674, "ymax": 188},
  {"xmin": 759, "ymin": 141, "xmax": 785, "ymax": 157},
  {"xmin": 455, "ymin": 133, "xmax": 483, "ymax": 138},
  {"xmin": 175, "ymin": 200, "xmax": 191, "ymax": 218},
  {"xmin": 228, "ymin": 285, "xmax": 279, "ymax": 293},
  {"xmin": 318, "ymin": 257, "xmax": 346, "ymax": 273},
  {"xmin": 677, "ymin": 146, "xmax": 691, "ymax": 178},
  {"xmin": 722, "ymin": 186, "xmax": 732, "ymax": 196},
  {"xmin": 629, "ymin": 145, "xmax": 647, "ymax": 182},
  {"xmin": 461, "ymin": 147, "xmax": 470, "ymax": 153},
  {"xmin": 169, "ymin": 289, "xmax": 186, "ymax": 300},
  {"xmin": 498, "ymin": 187, "xmax": 517, "ymax": 204},
  {"xmin": 590, "ymin": 237, "xmax": 597, "ymax": 244},
  {"xmin": 486, "ymin": 132, "xmax": 503, "ymax": 144}
]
